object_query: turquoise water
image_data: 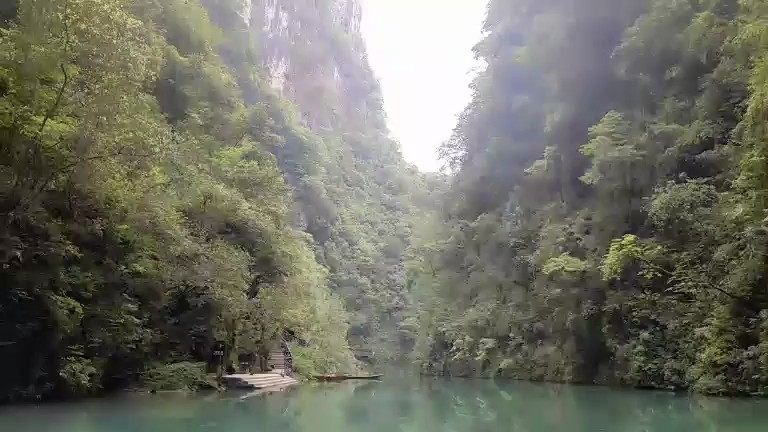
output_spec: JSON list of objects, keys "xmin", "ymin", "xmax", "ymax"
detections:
[{"xmin": 2, "ymin": 376, "xmax": 768, "ymax": 431}]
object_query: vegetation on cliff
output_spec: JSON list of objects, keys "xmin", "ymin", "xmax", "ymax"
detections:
[
  {"xmin": 0, "ymin": 0, "xmax": 428, "ymax": 402},
  {"xmin": 7, "ymin": 0, "xmax": 768, "ymax": 402},
  {"xmin": 411, "ymin": 0, "xmax": 768, "ymax": 396}
]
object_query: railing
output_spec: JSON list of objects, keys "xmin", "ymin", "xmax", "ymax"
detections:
[{"xmin": 280, "ymin": 338, "xmax": 294, "ymax": 377}]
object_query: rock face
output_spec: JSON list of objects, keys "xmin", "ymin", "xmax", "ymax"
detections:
[
  {"xmin": 230, "ymin": 0, "xmax": 421, "ymax": 362},
  {"xmin": 245, "ymin": 0, "xmax": 377, "ymax": 132},
  {"xmin": 330, "ymin": 0, "xmax": 362, "ymax": 34}
]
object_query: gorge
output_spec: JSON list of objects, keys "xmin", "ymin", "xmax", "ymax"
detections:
[{"xmin": 3, "ymin": 0, "xmax": 768, "ymax": 409}]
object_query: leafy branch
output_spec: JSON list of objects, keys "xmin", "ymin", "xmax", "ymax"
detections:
[
  {"xmin": 39, "ymin": 0, "xmax": 71, "ymax": 137},
  {"xmin": 601, "ymin": 234, "xmax": 752, "ymax": 305}
]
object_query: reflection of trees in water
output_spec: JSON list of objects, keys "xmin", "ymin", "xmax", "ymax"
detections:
[
  {"xmin": 274, "ymin": 381, "xmax": 717, "ymax": 432},
  {"xmin": 277, "ymin": 380, "xmax": 767, "ymax": 432},
  {"xmin": 11, "ymin": 394, "xmax": 230, "ymax": 432},
  {"xmin": 282, "ymin": 383, "xmax": 368, "ymax": 432},
  {"xmin": 480, "ymin": 380, "xmax": 736, "ymax": 432},
  {"xmin": 3, "ymin": 382, "xmax": 768, "ymax": 432},
  {"xmin": 276, "ymin": 379, "xmax": 451, "ymax": 432}
]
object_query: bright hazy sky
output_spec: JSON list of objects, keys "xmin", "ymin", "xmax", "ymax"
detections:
[{"xmin": 360, "ymin": 0, "xmax": 488, "ymax": 172}]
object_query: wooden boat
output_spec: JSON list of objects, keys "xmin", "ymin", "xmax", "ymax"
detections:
[
  {"xmin": 313, "ymin": 373, "xmax": 383, "ymax": 381},
  {"xmin": 313, "ymin": 373, "xmax": 348, "ymax": 382},
  {"xmin": 348, "ymin": 374, "xmax": 383, "ymax": 380}
]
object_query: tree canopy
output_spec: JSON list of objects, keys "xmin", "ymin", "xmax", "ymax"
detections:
[
  {"xmin": 411, "ymin": 0, "xmax": 768, "ymax": 396},
  {"xmin": 0, "ymin": 0, "xmax": 432, "ymax": 402}
]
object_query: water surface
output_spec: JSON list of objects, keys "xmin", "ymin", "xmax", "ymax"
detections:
[{"xmin": 2, "ymin": 376, "xmax": 767, "ymax": 431}]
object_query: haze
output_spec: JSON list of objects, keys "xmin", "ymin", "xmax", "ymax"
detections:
[{"xmin": 360, "ymin": 0, "xmax": 487, "ymax": 172}]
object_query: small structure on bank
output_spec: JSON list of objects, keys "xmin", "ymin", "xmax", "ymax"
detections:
[{"xmin": 221, "ymin": 338, "xmax": 297, "ymax": 391}]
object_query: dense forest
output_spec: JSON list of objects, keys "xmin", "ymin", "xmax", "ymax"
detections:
[
  {"xmin": 0, "ymin": 0, "xmax": 431, "ymax": 402},
  {"xmin": 410, "ymin": 0, "xmax": 768, "ymax": 396},
  {"xmin": 5, "ymin": 0, "xmax": 768, "ymax": 404}
]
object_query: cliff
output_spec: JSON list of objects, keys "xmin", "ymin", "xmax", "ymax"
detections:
[
  {"xmin": 246, "ymin": 0, "xmax": 378, "ymax": 132},
  {"xmin": 0, "ymin": 0, "xmax": 429, "ymax": 401},
  {"xmin": 238, "ymin": 0, "xmax": 430, "ymax": 361}
]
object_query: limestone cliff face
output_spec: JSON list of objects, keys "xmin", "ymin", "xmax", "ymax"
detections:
[
  {"xmin": 243, "ymin": 0, "xmax": 378, "ymax": 132},
  {"xmin": 228, "ymin": 0, "xmax": 418, "ymax": 361}
]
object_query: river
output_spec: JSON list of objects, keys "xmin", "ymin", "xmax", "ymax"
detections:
[{"xmin": 1, "ymin": 376, "xmax": 767, "ymax": 431}]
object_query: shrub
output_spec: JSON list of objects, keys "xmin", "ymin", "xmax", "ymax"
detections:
[{"xmin": 141, "ymin": 362, "xmax": 217, "ymax": 392}]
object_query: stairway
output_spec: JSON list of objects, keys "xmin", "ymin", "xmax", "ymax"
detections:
[
  {"xmin": 222, "ymin": 342, "xmax": 295, "ymax": 391},
  {"xmin": 267, "ymin": 349, "xmax": 287, "ymax": 374},
  {"xmin": 222, "ymin": 372, "xmax": 298, "ymax": 390}
]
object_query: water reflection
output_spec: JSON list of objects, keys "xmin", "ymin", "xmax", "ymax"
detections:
[{"xmin": 1, "ymin": 377, "xmax": 768, "ymax": 431}]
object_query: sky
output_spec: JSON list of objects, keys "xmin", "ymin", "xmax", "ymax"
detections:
[{"xmin": 359, "ymin": 0, "xmax": 488, "ymax": 172}]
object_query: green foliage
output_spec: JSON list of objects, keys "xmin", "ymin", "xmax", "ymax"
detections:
[
  {"xmin": 141, "ymin": 362, "xmax": 215, "ymax": 392},
  {"xmin": 412, "ymin": 0, "xmax": 768, "ymax": 396},
  {"xmin": 542, "ymin": 255, "xmax": 587, "ymax": 277},
  {"xmin": 59, "ymin": 355, "xmax": 99, "ymax": 396},
  {"xmin": 0, "ymin": 0, "xmax": 434, "ymax": 402},
  {"xmin": 234, "ymin": 0, "xmax": 437, "ymax": 364},
  {"xmin": 600, "ymin": 235, "xmax": 665, "ymax": 281}
]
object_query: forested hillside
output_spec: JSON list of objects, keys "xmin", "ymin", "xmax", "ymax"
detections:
[
  {"xmin": 243, "ymin": 0, "xmax": 441, "ymax": 362},
  {"xmin": 411, "ymin": 0, "xmax": 768, "ymax": 396},
  {"xmin": 0, "ymin": 0, "xmax": 429, "ymax": 402}
]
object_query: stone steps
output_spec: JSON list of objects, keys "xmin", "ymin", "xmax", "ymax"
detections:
[
  {"xmin": 267, "ymin": 350, "xmax": 289, "ymax": 370},
  {"xmin": 223, "ymin": 373, "xmax": 298, "ymax": 390}
]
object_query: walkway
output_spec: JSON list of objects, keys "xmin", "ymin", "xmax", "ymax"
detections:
[
  {"xmin": 223, "ymin": 347, "xmax": 296, "ymax": 391},
  {"xmin": 222, "ymin": 371, "xmax": 297, "ymax": 390}
]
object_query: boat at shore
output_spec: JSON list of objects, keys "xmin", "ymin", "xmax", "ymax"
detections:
[{"xmin": 313, "ymin": 373, "xmax": 383, "ymax": 382}]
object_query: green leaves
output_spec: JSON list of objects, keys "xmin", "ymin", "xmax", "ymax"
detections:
[
  {"xmin": 58, "ymin": 355, "xmax": 98, "ymax": 396},
  {"xmin": 600, "ymin": 235, "xmax": 665, "ymax": 281},
  {"xmin": 411, "ymin": 0, "xmax": 768, "ymax": 395},
  {"xmin": 1, "ymin": 0, "xmax": 394, "ymax": 400},
  {"xmin": 542, "ymin": 254, "xmax": 587, "ymax": 277},
  {"xmin": 579, "ymin": 111, "xmax": 645, "ymax": 192},
  {"xmin": 141, "ymin": 362, "xmax": 214, "ymax": 392}
]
